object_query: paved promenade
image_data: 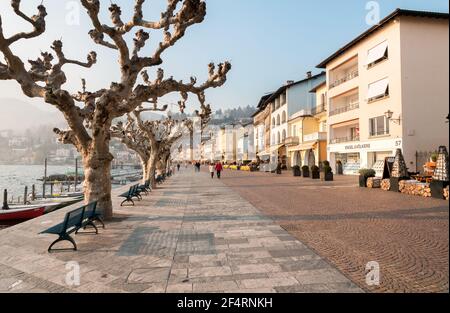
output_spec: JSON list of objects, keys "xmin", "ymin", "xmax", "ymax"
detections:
[
  {"xmin": 0, "ymin": 169, "xmax": 361, "ymax": 293},
  {"xmin": 220, "ymin": 169, "xmax": 449, "ymax": 293}
]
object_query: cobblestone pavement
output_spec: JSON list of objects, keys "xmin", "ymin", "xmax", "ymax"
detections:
[
  {"xmin": 0, "ymin": 169, "xmax": 361, "ymax": 293},
  {"xmin": 218, "ymin": 169, "xmax": 449, "ymax": 293}
]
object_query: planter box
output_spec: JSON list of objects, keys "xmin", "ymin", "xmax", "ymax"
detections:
[
  {"xmin": 302, "ymin": 169, "xmax": 310, "ymax": 178},
  {"xmin": 324, "ymin": 172, "xmax": 334, "ymax": 181},
  {"xmin": 359, "ymin": 175, "xmax": 372, "ymax": 187},
  {"xmin": 292, "ymin": 167, "xmax": 301, "ymax": 177},
  {"xmin": 430, "ymin": 180, "xmax": 449, "ymax": 199},
  {"xmin": 311, "ymin": 172, "xmax": 320, "ymax": 179}
]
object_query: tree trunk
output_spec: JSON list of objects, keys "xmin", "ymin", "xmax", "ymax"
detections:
[
  {"xmin": 148, "ymin": 148, "xmax": 159, "ymax": 189},
  {"xmin": 82, "ymin": 150, "xmax": 113, "ymax": 220},
  {"xmin": 140, "ymin": 156, "xmax": 150, "ymax": 184},
  {"xmin": 190, "ymin": 130, "xmax": 194, "ymax": 162}
]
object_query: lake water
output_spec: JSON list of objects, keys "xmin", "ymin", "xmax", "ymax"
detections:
[
  {"xmin": 0, "ymin": 164, "xmax": 142, "ymax": 202},
  {"xmin": 0, "ymin": 164, "xmax": 142, "ymax": 229},
  {"xmin": 0, "ymin": 164, "xmax": 79, "ymax": 201}
]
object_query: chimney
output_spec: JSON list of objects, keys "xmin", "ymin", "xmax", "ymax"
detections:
[
  {"xmin": 286, "ymin": 80, "xmax": 294, "ymax": 85},
  {"xmin": 306, "ymin": 71, "xmax": 312, "ymax": 78}
]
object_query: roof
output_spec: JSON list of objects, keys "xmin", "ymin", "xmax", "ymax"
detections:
[
  {"xmin": 252, "ymin": 93, "xmax": 273, "ymax": 118},
  {"xmin": 317, "ymin": 9, "xmax": 449, "ymax": 68},
  {"xmin": 264, "ymin": 72, "xmax": 326, "ymax": 105},
  {"xmin": 309, "ymin": 81, "xmax": 326, "ymax": 93}
]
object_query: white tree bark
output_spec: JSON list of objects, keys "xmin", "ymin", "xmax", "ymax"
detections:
[{"xmin": 0, "ymin": 1, "xmax": 230, "ymax": 220}]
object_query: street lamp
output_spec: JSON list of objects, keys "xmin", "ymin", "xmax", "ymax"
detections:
[{"xmin": 384, "ymin": 110, "xmax": 401, "ymax": 125}]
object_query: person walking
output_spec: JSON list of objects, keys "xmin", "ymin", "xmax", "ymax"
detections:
[
  {"xmin": 209, "ymin": 163, "xmax": 215, "ymax": 179},
  {"xmin": 177, "ymin": 163, "xmax": 180, "ymax": 171},
  {"xmin": 215, "ymin": 161, "xmax": 223, "ymax": 179}
]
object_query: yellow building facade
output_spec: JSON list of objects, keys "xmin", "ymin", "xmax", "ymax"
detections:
[{"xmin": 286, "ymin": 82, "xmax": 328, "ymax": 168}]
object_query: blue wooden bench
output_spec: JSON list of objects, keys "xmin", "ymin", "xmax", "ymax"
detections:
[
  {"xmin": 138, "ymin": 179, "xmax": 151, "ymax": 195},
  {"xmin": 40, "ymin": 201, "xmax": 104, "ymax": 252},
  {"xmin": 119, "ymin": 184, "xmax": 141, "ymax": 206}
]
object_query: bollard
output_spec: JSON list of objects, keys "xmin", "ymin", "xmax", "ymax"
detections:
[
  {"xmin": 2, "ymin": 189, "xmax": 8, "ymax": 210},
  {"xmin": 32, "ymin": 184, "xmax": 36, "ymax": 201},
  {"xmin": 50, "ymin": 183, "xmax": 54, "ymax": 198},
  {"xmin": 43, "ymin": 183, "xmax": 46, "ymax": 199},
  {"xmin": 24, "ymin": 186, "xmax": 28, "ymax": 205}
]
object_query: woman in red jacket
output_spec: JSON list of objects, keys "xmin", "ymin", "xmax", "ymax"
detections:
[{"xmin": 215, "ymin": 162, "xmax": 223, "ymax": 179}]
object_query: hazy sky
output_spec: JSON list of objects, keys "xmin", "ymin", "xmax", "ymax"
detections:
[{"xmin": 0, "ymin": 0, "xmax": 448, "ymax": 114}]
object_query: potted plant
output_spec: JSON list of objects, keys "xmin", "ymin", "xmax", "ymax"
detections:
[
  {"xmin": 302, "ymin": 165, "xmax": 310, "ymax": 178},
  {"xmin": 321, "ymin": 161, "xmax": 334, "ymax": 181},
  {"xmin": 359, "ymin": 169, "xmax": 376, "ymax": 187},
  {"xmin": 311, "ymin": 165, "xmax": 320, "ymax": 179},
  {"xmin": 292, "ymin": 165, "xmax": 301, "ymax": 177}
]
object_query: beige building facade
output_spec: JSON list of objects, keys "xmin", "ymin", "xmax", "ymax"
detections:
[{"xmin": 318, "ymin": 9, "xmax": 449, "ymax": 175}]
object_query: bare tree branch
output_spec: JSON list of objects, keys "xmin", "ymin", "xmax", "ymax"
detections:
[{"xmin": 5, "ymin": 1, "xmax": 47, "ymax": 45}]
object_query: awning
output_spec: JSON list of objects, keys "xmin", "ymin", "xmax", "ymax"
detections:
[
  {"xmin": 270, "ymin": 144, "xmax": 284, "ymax": 152},
  {"xmin": 366, "ymin": 41, "xmax": 388, "ymax": 65},
  {"xmin": 367, "ymin": 78, "xmax": 389, "ymax": 100},
  {"xmin": 290, "ymin": 142, "xmax": 316, "ymax": 151}
]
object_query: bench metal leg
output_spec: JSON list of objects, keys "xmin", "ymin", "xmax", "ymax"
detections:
[
  {"xmin": 75, "ymin": 221, "xmax": 98, "ymax": 234},
  {"xmin": 120, "ymin": 198, "xmax": 134, "ymax": 206},
  {"xmin": 48, "ymin": 234, "xmax": 77, "ymax": 253},
  {"xmin": 94, "ymin": 216, "xmax": 106, "ymax": 229}
]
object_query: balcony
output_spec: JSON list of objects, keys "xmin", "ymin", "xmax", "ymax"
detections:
[
  {"xmin": 329, "ymin": 102, "xmax": 359, "ymax": 116},
  {"xmin": 304, "ymin": 132, "xmax": 327, "ymax": 142},
  {"xmin": 284, "ymin": 136, "xmax": 300, "ymax": 146},
  {"xmin": 330, "ymin": 135, "xmax": 360, "ymax": 144},
  {"xmin": 329, "ymin": 69, "xmax": 359, "ymax": 89},
  {"xmin": 311, "ymin": 104, "xmax": 327, "ymax": 115}
]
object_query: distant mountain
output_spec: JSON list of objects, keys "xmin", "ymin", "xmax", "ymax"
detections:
[{"xmin": 0, "ymin": 98, "xmax": 65, "ymax": 131}]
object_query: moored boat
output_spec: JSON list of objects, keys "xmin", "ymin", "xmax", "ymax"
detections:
[
  {"xmin": 0, "ymin": 205, "xmax": 45, "ymax": 222},
  {"xmin": 29, "ymin": 196, "xmax": 83, "ymax": 213}
]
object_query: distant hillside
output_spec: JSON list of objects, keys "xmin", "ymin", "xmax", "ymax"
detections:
[{"xmin": 0, "ymin": 98, "xmax": 65, "ymax": 132}]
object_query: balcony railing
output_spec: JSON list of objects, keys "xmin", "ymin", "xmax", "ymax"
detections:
[
  {"xmin": 369, "ymin": 130, "xmax": 390, "ymax": 137},
  {"xmin": 304, "ymin": 132, "xmax": 327, "ymax": 142},
  {"xmin": 330, "ymin": 135, "xmax": 360, "ymax": 144},
  {"xmin": 329, "ymin": 102, "xmax": 359, "ymax": 116},
  {"xmin": 311, "ymin": 103, "xmax": 327, "ymax": 115},
  {"xmin": 329, "ymin": 69, "xmax": 359, "ymax": 89},
  {"xmin": 284, "ymin": 136, "xmax": 300, "ymax": 146}
]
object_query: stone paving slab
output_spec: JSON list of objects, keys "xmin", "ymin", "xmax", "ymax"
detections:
[{"xmin": 0, "ymin": 170, "xmax": 362, "ymax": 293}]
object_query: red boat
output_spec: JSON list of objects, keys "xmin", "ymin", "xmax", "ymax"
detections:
[{"xmin": 0, "ymin": 205, "xmax": 45, "ymax": 222}]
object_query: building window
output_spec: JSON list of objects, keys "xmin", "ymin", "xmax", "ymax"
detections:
[
  {"xmin": 367, "ymin": 77, "xmax": 389, "ymax": 103},
  {"xmin": 272, "ymin": 134, "xmax": 275, "ymax": 145},
  {"xmin": 277, "ymin": 132, "xmax": 280, "ymax": 144},
  {"xmin": 275, "ymin": 98, "xmax": 280, "ymax": 110},
  {"xmin": 292, "ymin": 125, "xmax": 297, "ymax": 137},
  {"xmin": 272, "ymin": 117, "xmax": 276, "ymax": 128},
  {"xmin": 281, "ymin": 92, "xmax": 286, "ymax": 105},
  {"xmin": 282, "ymin": 130, "xmax": 286, "ymax": 141},
  {"xmin": 277, "ymin": 114, "xmax": 280, "ymax": 126},
  {"xmin": 369, "ymin": 116, "xmax": 390, "ymax": 137},
  {"xmin": 366, "ymin": 41, "xmax": 388, "ymax": 69},
  {"xmin": 282, "ymin": 111, "xmax": 287, "ymax": 124}
]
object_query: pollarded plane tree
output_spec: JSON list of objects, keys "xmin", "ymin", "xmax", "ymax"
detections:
[
  {"xmin": 133, "ymin": 106, "xmax": 192, "ymax": 188},
  {"xmin": 185, "ymin": 95, "xmax": 212, "ymax": 162},
  {"xmin": 0, "ymin": 0, "xmax": 231, "ymax": 219},
  {"xmin": 110, "ymin": 99, "xmax": 185, "ymax": 185}
]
